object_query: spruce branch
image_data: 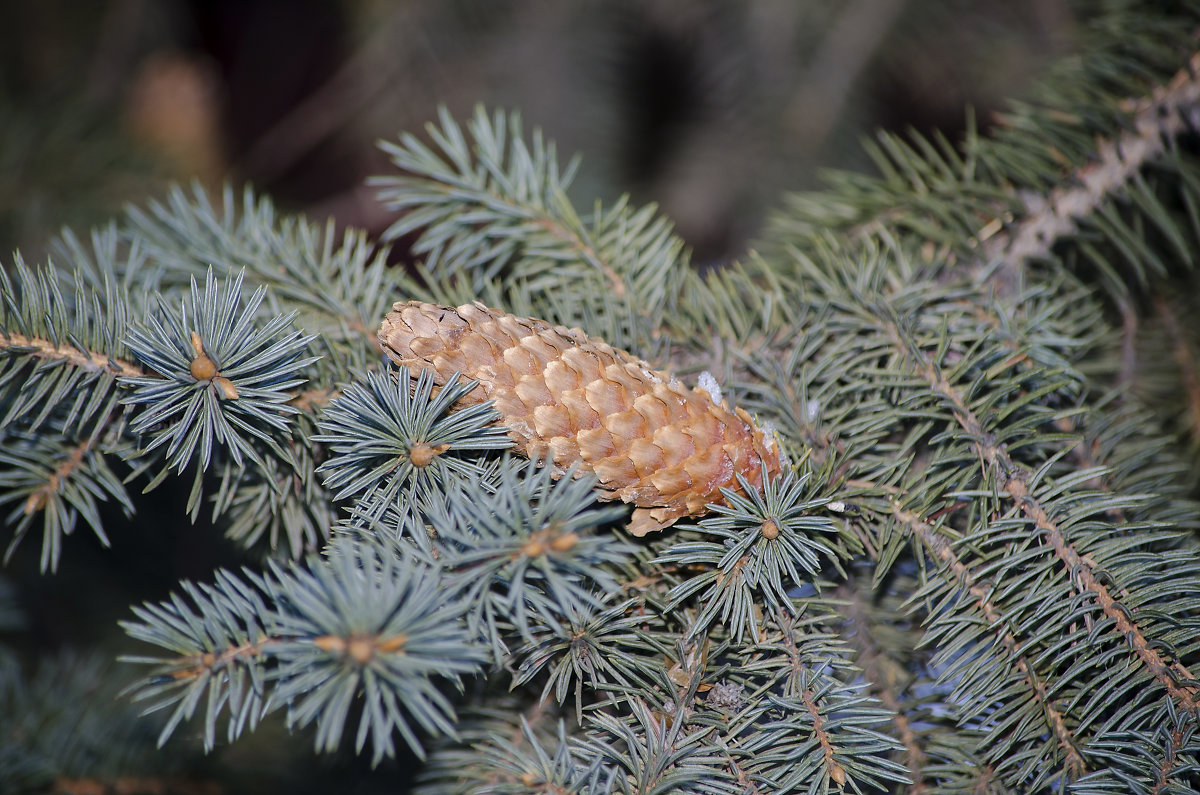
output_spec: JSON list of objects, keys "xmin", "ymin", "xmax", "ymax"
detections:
[
  {"xmin": 571, "ymin": 614, "xmax": 910, "ymax": 793},
  {"xmin": 374, "ymin": 105, "xmax": 600, "ymax": 293},
  {"xmin": 6, "ymin": 6, "xmax": 1200, "ymax": 785},
  {"xmin": 313, "ymin": 365, "xmax": 510, "ymax": 542},
  {"xmin": 440, "ymin": 457, "xmax": 630, "ymax": 660},
  {"xmin": 414, "ymin": 704, "xmax": 609, "ymax": 794},
  {"xmin": 657, "ymin": 469, "xmax": 846, "ymax": 643},
  {"xmin": 0, "ymin": 238, "xmax": 343, "ymax": 566},
  {"xmin": 736, "ymin": 613, "xmax": 908, "ymax": 792},
  {"xmin": 122, "ymin": 539, "xmax": 486, "ymax": 763},
  {"xmin": 704, "ymin": 232, "xmax": 1200, "ymax": 789},
  {"xmin": 267, "ymin": 540, "xmax": 486, "ymax": 763},
  {"xmin": 762, "ymin": 12, "xmax": 1200, "ymax": 309},
  {"xmin": 983, "ymin": 48, "xmax": 1200, "ymax": 286},
  {"xmin": 887, "ymin": 492, "xmax": 1087, "ymax": 780},
  {"xmin": 210, "ymin": 412, "xmax": 335, "ymax": 557},
  {"xmin": 0, "ymin": 310, "xmax": 141, "ymax": 376},
  {"xmin": 891, "ymin": 317, "xmax": 1200, "ymax": 714},
  {"xmin": 467, "ymin": 718, "xmax": 608, "ymax": 794},
  {"xmin": 0, "ymin": 259, "xmax": 140, "ymax": 437},
  {"xmin": 122, "ymin": 268, "xmax": 318, "ymax": 474},
  {"xmin": 119, "ymin": 568, "xmax": 275, "ymax": 752},
  {"xmin": 828, "ymin": 293, "xmax": 1200, "ymax": 788},
  {"xmin": 582, "ymin": 693, "xmax": 734, "ymax": 794},
  {"xmin": 0, "ymin": 256, "xmax": 139, "ymax": 569},
  {"xmin": 49, "ymin": 223, "xmax": 156, "ymax": 297},
  {"xmin": 372, "ymin": 106, "xmax": 686, "ymax": 339},
  {"xmin": 1072, "ymin": 703, "xmax": 1200, "ymax": 794},
  {"xmin": 0, "ymin": 428, "xmax": 131, "ymax": 571},
  {"xmin": 123, "ymin": 184, "xmax": 397, "ymax": 356},
  {"xmin": 512, "ymin": 598, "xmax": 667, "ymax": 723}
]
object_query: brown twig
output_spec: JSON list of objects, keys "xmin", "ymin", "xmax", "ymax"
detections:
[
  {"xmin": 0, "ymin": 331, "xmax": 144, "ymax": 378},
  {"xmin": 166, "ymin": 638, "xmax": 269, "ymax": 682},
  {"xmin": 770, "ymin": 613, "xmax": 848, "ymax": 786},
  {"xmin": 1151, "ymin": 726, "xmax": 1188, "ymax": 794},
  {"xmin": 801, "ymin": 684, "xmax": 847, "ymax": 787},
  {"xmin": 24, "ymin": 437, "xmax": 94, "ymax": 515},
  {"xmin": 889, "ymin": 499, "xmax": 1087, "ymax": 777},
  {"xmin": 533, "ymin": 215, "xmax": 628, "ymax": 299},
  {"xmin": 981, "ymin": 48, "xmax": 1200, "ymax": 284}
]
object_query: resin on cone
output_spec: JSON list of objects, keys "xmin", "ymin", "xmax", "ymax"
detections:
[{"xmin": 379, "ymin": 301, "xmax": 782, "ymax": 535}]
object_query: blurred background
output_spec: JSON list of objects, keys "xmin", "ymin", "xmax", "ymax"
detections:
[
  {"xmin": 0, "ymin": 1, "xmax": 1077, "ymax": 791},
  {"xmin": 2, "ymin": 0, "xmax": 1074, "ymax": 268}
]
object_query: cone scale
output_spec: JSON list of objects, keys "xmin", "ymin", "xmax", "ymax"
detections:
[{"xmin": 379, "ymin": 301, "xmax": 782, "ymax": 535}]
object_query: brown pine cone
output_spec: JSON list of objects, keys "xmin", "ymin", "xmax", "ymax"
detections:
[{"xmin": 378, "ymin": 301, "xmax": 782, "ymax": 536}]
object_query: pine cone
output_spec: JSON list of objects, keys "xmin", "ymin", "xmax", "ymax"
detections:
[{"xmin": 378, "ymin": 301, "xmax": 782, "ymax": 535}]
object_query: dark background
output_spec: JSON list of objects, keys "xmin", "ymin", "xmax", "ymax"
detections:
[
  {"xmin": 2, "ymin": 0, "xmax": 1073, "ymax": 266},
  {"xmin": 0, "ymin": 1, "xmax": 1075, "ymax": 791}
]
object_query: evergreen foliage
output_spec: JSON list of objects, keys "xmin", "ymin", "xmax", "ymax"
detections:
[
  {"xmin": 313, "ymin": 366, "xmax": 510, "ymax": 541},
  {"xmin": 4, "ymin": 2, "xmax": 1200, "ymax": 792}
]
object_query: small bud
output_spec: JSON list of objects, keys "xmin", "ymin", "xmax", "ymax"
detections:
[
  {"xmin": 521, "ymin": 537, "xmax": 548, "ymax": 557},
  {"xmin": 549, "ymin": 531, "xmax": 579, "ymax": 552},
  {"xmin": 23, "ymin": 490, "xmax": 47, "ymax": 515},
  {"xmin": 348, "ymin": 637, "xmax": 375, "ymax": 665},
  {"xmin": 213, "ymin": 375, "xmax": 239, "ymax": 399},
  {"xmin": 190, "ymin": 331, "xmax": 205, "ymax": 358},
  {"xmin": 314, "ymin": 635, "xmax": 348, "ymax": 654},
  {"xmin": 760, "ymin": 518, "xmax": 780, "ymax": 539},
  {"xmin": 190, "ymin": 353, "xmax": 218, "ymax": 381},
  {"xmin": 189, "ymin": 331, "xmax": 219, "ymax": 380},
  {"xmin": 408, "ymin": 442, "xmax": 450, "ymax": 468},
  {"xmin": 377, "ymin": 634, "xmax": 408, "ymax": 653}
]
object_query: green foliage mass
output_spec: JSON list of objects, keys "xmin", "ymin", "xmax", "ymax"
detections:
[{"xmin": 4, "ymin": 2, "xmax": 1200, "ymax": 792}]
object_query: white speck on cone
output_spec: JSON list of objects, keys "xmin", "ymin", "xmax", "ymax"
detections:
[{"xmin": 697, "ymin": 371, "xmax": 723, "ymax": 405}]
